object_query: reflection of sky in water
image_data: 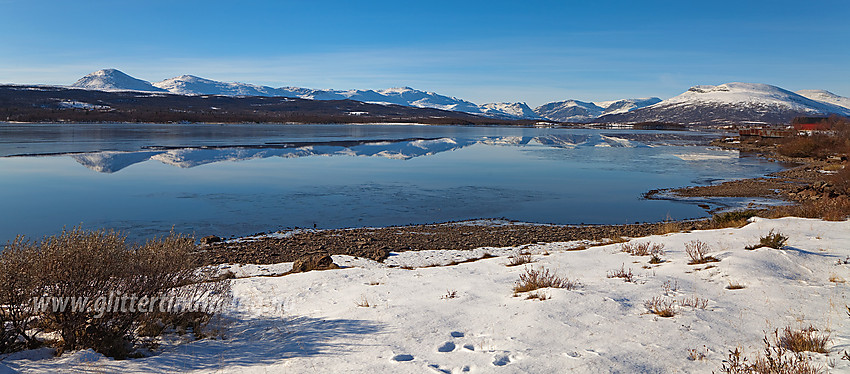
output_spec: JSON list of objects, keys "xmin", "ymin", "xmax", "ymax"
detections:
[{"xmin": 0, "ymin": 124, "xmax": 783, "ymax": 243}]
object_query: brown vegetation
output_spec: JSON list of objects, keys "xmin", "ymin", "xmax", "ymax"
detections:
[
  {"xmin": 0, "ymin": 227, "xmax": 229, "ymax": 358},
  {"xmin": 685, "ymin": 240, "xmax": 719, "ymax": 265},
  {"xmin": 513, "ymin": 266, "xmax": 578, "ymax": 294}
]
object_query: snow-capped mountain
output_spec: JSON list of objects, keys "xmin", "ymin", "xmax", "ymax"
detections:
[
  {"xmin": 153, "ymin": 75, "xmax": 281, "ymax": 97},
  {"xmin": 796, "ymin": 90, "xmax": 850, "ymax": 110},
  {"xmin": 533, "ymin": 98, "xmax": 661, "ymax": 122},
  {"xmin": 150, "ymin": 74, "xmax": 525, "ymax": 119},
  {"xmin": 480, "ymin": 102, "xmax": 541, "ymax": 119},
  {"xmin": 597, "ymin": 82, "xmax": 850, "ymax": 125},
  {"xmin": 71, "ymin": 69, "xmax": 167, "ymax": 93}
]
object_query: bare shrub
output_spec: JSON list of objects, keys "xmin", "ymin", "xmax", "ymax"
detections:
[
  {"xmin": 720, "ymin": 329, "xmax": 825, "ymax": 374},
  {"xmin": 621, "ymin": 242, "xmax": 665, "ymax": 257},
  {"xmin": 0, "ymin": 236, "xmax": 41, "ymax": 353},
  {"xmin": 506, "ymin": 254, "xmax": 535, "ymax": 267},
  {"xmin": 0, "ymin": 227, "xmax": 230, "ymax": 358},
  {"xmin": 679, "ymin": 295, "xmax": 709, "ymax": 309},
  {"xmin": 645, "ymin": 296, "xmax": 676, "ymax": 317},
  {"xmin": 441, "ymin": 290, "xmax": 458, "ymax": 300},
  {"xmin": 685, "ymin": 240, "xmax": 718, "ymax": 265},
  {"xmin": 606, "ymin": 264, "xmax": 635, "ymax": 283},
  {"xmin": 513, "ymin": 266, "xmax": 577, "ymax": 294}
]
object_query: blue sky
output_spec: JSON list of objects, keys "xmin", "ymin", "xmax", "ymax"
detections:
[{"xmin": 1, "ymin": 0, "xmax": 848, "ymax": 106}]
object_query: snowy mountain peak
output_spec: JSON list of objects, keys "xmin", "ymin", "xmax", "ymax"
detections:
[
  {"xmin": 71, "ymin": 69, "xmax": 167, "ymax": 93},
  {"xmin": 481, "ymin": 102, "xmax": 541, "ymax": 119},
  {"xmin": 661, "ymin": 82, "xmax": 850, "ymax": 114},
  {"xmin": 533, "ymin": 98, "xmax": 661, "ymax": 123}
]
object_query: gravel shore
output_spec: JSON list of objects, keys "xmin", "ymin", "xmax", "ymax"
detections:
[{"xmin": 197, "ymin": 135, "xmax": 841, "ymax": 266}]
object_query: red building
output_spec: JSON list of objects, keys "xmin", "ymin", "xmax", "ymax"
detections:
[{"xmin": 792, "ymin": 117, "xmax": 832, "ymax": 131}]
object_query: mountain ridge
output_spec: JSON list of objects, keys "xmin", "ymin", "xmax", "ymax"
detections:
[{"xmin": 67, "ymin": 69, "xmax": 850, "ymax": 125}]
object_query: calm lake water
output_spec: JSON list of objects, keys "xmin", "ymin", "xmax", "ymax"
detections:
[{"xmin": 0, "ymin": 123, "xmax": 784, "ymax": 243}]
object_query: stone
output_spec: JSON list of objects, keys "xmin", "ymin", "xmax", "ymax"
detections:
[
  {"xmin": 200, "ymin": 235, "xmax": 222, "ymax": 245},
  {"xmin": 291, "ymin": 254, "xmax": 339, "ymax": 273}
]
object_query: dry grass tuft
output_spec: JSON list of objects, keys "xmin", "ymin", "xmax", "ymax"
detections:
[
  {"xmin": 645, "ymin": 296, "xmax": 676, "ymax": 317},
  {"xmin": 685, "ymin": 240, "xmax": 719, "ymax": 265},
  {"xmin": 512, "ymin": 266, "xmax": 578, "ymax": 294},
  {"xmin": 779, "ymin": 326, "xmax": 830, "ymax": 354},
  {"xmin": 506, "ymin": 254, "xmax": 535, "ymax": 267},
  {"xmin": 606, "ymin": 264, "xmax": 635, "ymax": 283},
  {"xmin": 621, "ymin": 241, "xmax": 665, "ymax": 257},
  {"xmin": 688, "ymin": 346, "xmax": 709, "ymax": 361},
  {"xmin": 525, "ymin": 292, "xmax": 550, "ymax": 301},
  {"xmin": 829, "ymin": 274, "xmax": 846, "ymax": 283},
  {"xmin": 441, "ymin": 290, "xmax": 458, "ymax": 300},
  {"xmin": 355, "ymin": 295, "xmax": 372, "ymax": 307},
  {"xmin": 726, "ymin": 281, "xmax": 746, "ymax": 290},
  {"xmin": 679, "ymin": 295, "xmax": 709, "ymax": 309}
]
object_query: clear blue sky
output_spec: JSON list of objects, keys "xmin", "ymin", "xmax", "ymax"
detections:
[{"xmin": 1, "ymin": 0, "xmax": 848, "ymax": 107}]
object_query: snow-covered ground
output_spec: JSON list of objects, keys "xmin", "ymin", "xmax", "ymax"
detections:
[{"xmin": 3, "ymin": 217, "xmax": 850, "ymax": 373}]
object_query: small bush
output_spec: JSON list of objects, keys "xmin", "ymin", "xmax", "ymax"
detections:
[
  {"xmin": 720, "ymin": 329, "xmax": 825, "ymax": 374},
  {"xmin": 760, "ymin": 230, "xmax": 788, "ymax": 249},
  {"xmin": 645, "ymin": 296, "xmax": 676, "ymax": 317},
  {"xmin": 513, "ymin": 266, "xmax": 577, "ymax": 294},
  {"xmin": 779, "ymin": 326, "xmax": 829, "ymax": 354},
  {"xmin": 441, "ymin": 290, "xmax": 458, "ymax": 300},
  {"xmin": 621, "ymin": 242, "xmax": 665, "ymax": 257},
  {"xmin": 0, "ymin": 227, "xmax": 230, "ymax": 358},
  {"xmin": 506, "ymin": 254, "xmax": 535, "ymax": 267},
  {"xmin": 607, "ymin": 264, "xmax": 635, "ymax": 283},
  {"xmin": 685, "ymin": 240, "xmax": 718, "ymax": 265}
]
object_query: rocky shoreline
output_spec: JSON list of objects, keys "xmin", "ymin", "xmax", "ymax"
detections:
[{"xmin": 197, "ymin": 135, "xmax": 846, "ymax": 266}]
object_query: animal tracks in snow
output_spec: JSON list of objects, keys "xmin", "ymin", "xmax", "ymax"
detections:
[{"xmin": 393, "ymin": 331, "xmax": 519, "ymax": 370}]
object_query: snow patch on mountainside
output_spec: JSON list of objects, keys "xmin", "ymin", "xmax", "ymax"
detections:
[{"xmin": 796, "ymin": 89, "xmax": 850, "ymax": 110}]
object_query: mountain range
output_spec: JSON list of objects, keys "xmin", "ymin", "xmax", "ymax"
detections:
[{"xmin": 54, "ymin": 68, "xmax": 850, "ymax": 125}]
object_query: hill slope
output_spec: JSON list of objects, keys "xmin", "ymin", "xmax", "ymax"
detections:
[{"xmin": 598, "ymin": 83, "xmax": 850, "ymax": 125}]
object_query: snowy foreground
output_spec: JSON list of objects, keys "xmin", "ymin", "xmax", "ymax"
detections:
[{"xmin": 4, "ymin": 217, "xmax": 850, "ymax": 373}]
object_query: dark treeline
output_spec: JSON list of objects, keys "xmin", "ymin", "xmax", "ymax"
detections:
[{"xmin": 0, "ymin": 85, "xmax": 536, "ymax": 126}]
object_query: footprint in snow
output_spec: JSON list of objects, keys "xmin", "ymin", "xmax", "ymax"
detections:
[
  {"xmin": 437, "ymin": 341, "xmax": 456, "ymax": 352},
  {"xmin": 462, "ymin": 344, "xmax": 475, "ymax": 351},
  {"xmin": 493, "ymin": 354, "xmax": 511, "ymax": 366},
  {"xmin": 450, "ymin": 331, "xmax": 464, "ymax": 338},
  {"xmin": 392, "ymin": 354, "xmax": 414, "ymax": 362}
]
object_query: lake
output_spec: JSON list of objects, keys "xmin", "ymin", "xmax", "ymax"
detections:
[{"xmin": 0, "ymin": 123, "xmax": 784, "ymax": 243}]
